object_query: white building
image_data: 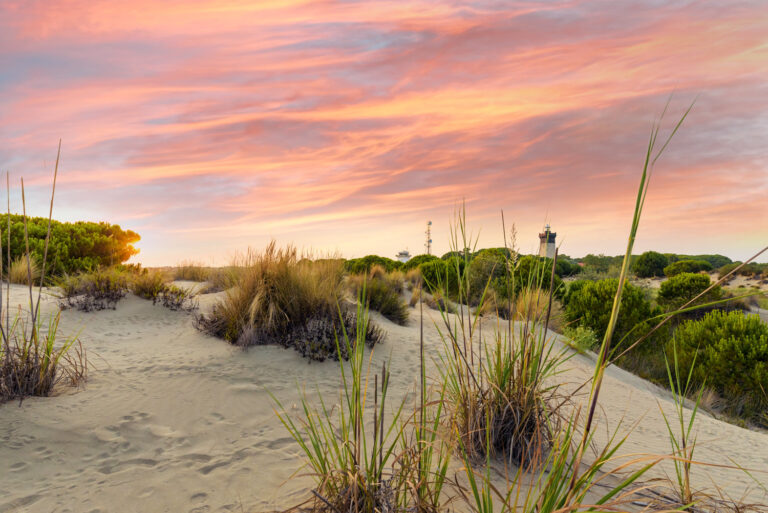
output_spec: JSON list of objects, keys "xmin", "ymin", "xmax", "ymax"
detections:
[
  {"xmin": 396, "ymin": 250, "xmax": 412, "ymax": 263},
  {"xmin": 538, "ymin": 224, "xmax": 556, "ymax": 259}
]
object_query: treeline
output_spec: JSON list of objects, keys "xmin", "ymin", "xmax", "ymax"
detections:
[
  {"xmin": 0, "ymin": 214, "xmax": 140, "ymax": 277},
  {"xmin": 344, "ymin": 250, "xmax": 763, "ymax": 282},
  {"xmin": 632, "ymin": 251, "xmax": 768, "ymax": 278}
]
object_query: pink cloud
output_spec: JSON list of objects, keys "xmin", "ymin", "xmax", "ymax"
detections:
[{"xmin": 1, "ymin": 1, "xmax": 766, "ymax": 265}]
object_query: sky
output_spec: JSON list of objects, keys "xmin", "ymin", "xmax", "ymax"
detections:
[{"xmin": 1, "ymin": 0, "xmax": 766, "ymax": 266}]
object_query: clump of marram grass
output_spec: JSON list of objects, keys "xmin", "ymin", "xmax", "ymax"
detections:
[
  {"xmin": 174, "ymin": 260, "xmax": 210, "ymax": 281},
  {"xmin": 1, "ymin": 312, "xmax": 86, "ymax": 402},
  {"xmin": 273, "ymin": 300, "xmax": 451, "ymax": 513},
  {"xmin": 196, "ymin": 242, "xmax": 383, "ymax": 361},
  {"xmin": 348, "ymin": 265, "xmax": 409, "ymax": 325},
  {"xmin": 8, "ymin": 255, "xmax": 41, "ymax": 285},
  {"xmin": 205, "ymin": 266, "xmax": 241, "ymax": 292},
  {"xmin": 430, "ymin": 206, "xmax": 569, "ymax": 468},
  {"xmin": 1, "ymin": 143, "xmax": 88, "ymax": 404},
  {"xmin": 55, "ymin": 267, "xmax": 130, "ymax": 311}
]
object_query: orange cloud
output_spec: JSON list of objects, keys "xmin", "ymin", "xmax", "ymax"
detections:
[{"xmin": 1, "ymin": 0, "xmax": 766, "ymax": 265}]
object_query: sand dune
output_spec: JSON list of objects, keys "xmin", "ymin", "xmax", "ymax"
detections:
[{"xmin": 0, "ymin": 285, "xmax": 766, "ymax": 512}]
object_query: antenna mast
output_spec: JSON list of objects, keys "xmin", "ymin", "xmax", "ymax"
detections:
[{"xmin": 425, "ymin": 221, "xmax": 432, "ymax": 255}]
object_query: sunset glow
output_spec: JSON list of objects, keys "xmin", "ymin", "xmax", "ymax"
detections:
[{"xmin": 1, "ymin": 0, "xmax": 766, "ymax": 265}]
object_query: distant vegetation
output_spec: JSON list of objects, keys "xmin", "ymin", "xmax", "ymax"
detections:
[
  {"xmin": 675, "ymin": 310, "xmax": 768, "ymax": 425},
  {"xmin": 663, "ymin": 258, "xmax": 712, "ymax": 277},
  {"xmin": 564, "ymin": 278, "xmax": 657, "ymax": 355},
  {"xmin": 632, "ymin": 250, "xmax": 668, "ymax": 277},
  {"xmin": 0, "ymin": 214, "xmax": 139, "ymax": 279},
  {"xmin": 657, "ymin": 272, "xmax": 722, "ymax": 312},
  {"xmin": 344, "ymin": 255, "xmax": 403, "ymax": 274}
]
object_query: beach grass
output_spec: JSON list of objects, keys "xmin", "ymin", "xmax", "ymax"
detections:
[
  {"xmin": 1, "ymin": 142, "xmax": 87, "ymax": 404},
  {"xmin": 197, "ymin": 242, "xmax": 383, "ymax": 360}
]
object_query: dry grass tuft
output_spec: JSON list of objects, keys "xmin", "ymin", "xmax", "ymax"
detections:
[
  {"xmin": 8, "ymin": 256, "xmax": 40, "ymax": 285},
  {"xmin": 174, "ymin": 260, "xmax": 210, "ymax": 282},
  {"xmin": 348, "ymin": 267, "xmax": 409, "ymax": 325},
  {"xmin": 197, "ymin": 242, "xmax": 383, "ymax": 361},
  {"xmin": 55, "ymin": 267, "xmax": 130, "ymax": 311}
]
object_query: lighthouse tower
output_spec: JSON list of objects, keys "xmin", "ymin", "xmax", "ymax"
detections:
[{"xmin": 538, "ymin": 224, "xmax": 556, "ymax": 259}]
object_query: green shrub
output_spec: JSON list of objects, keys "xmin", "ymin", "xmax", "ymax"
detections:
[
  {"xmin": 401, "ymin": 253, "xmax": 438, "ymax": 271},
  {"xmin": 663, "ymin": 259, "xmax": 712, "ymax": 277},
  {"xmin": 564, "ymin": 278, "xmax": 653, "ymax": 352},
  {"xmin": 718, "ymin": 261, "xmax": 767, "ymax": 278},
  {"xmin": 562, "ymin": 279, "xmax": 589, "ymax": 307},
  {"xmin": 555, "ymin": 258, "xmax": 582, "ymax": 277},
  {"xmin": 0, "ymin": 214, "xmax": 138, "ymax": 278},
  {"xmin": 633, "ymin": 251, "xmax": 669, "ymax": 278},
  {"xmin": 579, "ymin": 254, "xmax": 624, "ymax": 274},
  {"xmin": 657, "ymin": 272, "xmax": 722, "ymax": 312},
  {"xmin": 674, "ymin": 310, "xmax": 768, "ymax": 424},
  {"xmin": 344, "ymin": 255, "xmax": 402, "ymax": 274},
  {"xmin": 563, "ymin": 325, "xmax": 598, "ymax": 353},
  {"xmin": 419, "ymin": 257, "xmax": 464, "ymax": 297},
  {"xmin": 467, "ymin": 250, "xmax": 506, "ymax": 305},
  {"xmin": 667, "ymin": 253, "xmax": 732, "ymax": 269},
  {"xmin": 348, "ymin": 269, "xmax": 409, "ymax": 325},
  {"xmin": 505, "ymin": 255, "xmax": 564, "ymax": 300}
]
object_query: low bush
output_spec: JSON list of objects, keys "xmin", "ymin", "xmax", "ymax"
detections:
[
  {"xmin": 55, "ymin": 268, "xmax": 130, "ymax": 311},
  {"xmin": 344, "ymin": 255, "xmax": 402, "ymax": 274},
  {"xmin": 401, "ymin": 253, "xmax": 438, "ymax": 271},
  {"xmin": 348, "ymin": 267, "xmax": 409, "ymax": 325},
  {"xmin": 555, "ymin": 257, "xmax": 581, "ymax": 277},
  {"xmin": 718, "ymin": 261, "xmax": 768, "ymax": 278},
  {"xmin": 564, "ymin": 278, "xmax": 654, "ymax": 353},
  {"xmin": 418, "ymin": 258, "xmax": 464, "ymax": 297},
  {"xmin": 663, "ymin": 259, "xmax": 712, "ymax": 277},
  {"xmin": 562, "ymin": 325, "xmax": 598, "ymax": 353},
  {"xmin": 633, "ymin": 250, "xmax": 669, "ymax": 278},
  {"xmin": 657, "ymin": 272, "xmax": 722, "ymax": 312},
  {"xmin": 197, "ymin": 243, "xmax": 383, "ymax": 361},
  {"xmin": 0, "ymin": 213, "xmax": 139, "ymax": 277},
  {"xmin": 8, "ymin": 256, "xmax": 41, "ymax": 285},
  {"xmin": 674, "ymin": 310, "xmax": 768, "ymax": 425},
  {"xmin": 467, "ymin": 250, "xmax": 506, "ymax": 305}
]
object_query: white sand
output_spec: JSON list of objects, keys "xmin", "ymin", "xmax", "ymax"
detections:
[{"xmin": 1, "ymin": 285, "xmax": 766, "ymax": 512}]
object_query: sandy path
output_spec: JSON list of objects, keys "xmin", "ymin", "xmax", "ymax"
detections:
[{"xmin": 0, "ymin": 285, "xmax": 766, "ymax": 512}]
